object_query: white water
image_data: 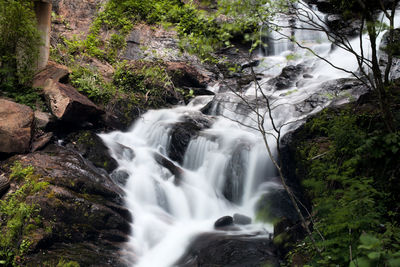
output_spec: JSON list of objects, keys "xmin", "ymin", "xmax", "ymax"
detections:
[{"xmin": 100, "ymin": 3, "xmax": 400, "ymax": 267}]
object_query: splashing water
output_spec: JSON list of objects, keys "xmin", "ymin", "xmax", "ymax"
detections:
[{"xmin": 100, "ymin": 2, "xmax": 400, "ymax": 266}]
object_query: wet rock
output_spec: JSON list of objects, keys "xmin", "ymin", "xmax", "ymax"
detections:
[
  {"xmin": 0, "ymin": 145, "xmax": 131, "ymax": 266},
  {"xmin": 214, "ymin": 216, "xmax": 234, "ymax": 228},
  {"xmin": 176, "ymin": 233, "xmax": 279, "ymax": 267},
  {"xmin": 269, "ymin": 64, "xmax": 305, "ymax": 90},
  {"xmin": 168, "ymin": 115, "xmax": 213, "ymax": 163},
  {"xmin": 112, "ymin": 142, "xmax": 135, "ymax": 161},
  {"xmin": 295, "ymin": 78, "xmax": 368, "ymax": 113},
  {"xmin": 233, "ymin": 213, "xmax": 252, "ymax": 225},
  {"xmin": 326, "ymin": 14, "xmax": 362, "ymax": 37},
  {"xmin": 241, "ymin": 60, "xmax": 260, "ymax": 70},
  {"xmin": 153, "ymin": 152, "xmax": 185, "ymax": 185},
  {"xmin": 110, "ymin": 170, "xmax": 130, "ymax": 186},
  {"xmin": 223, "ymin": 142, "xmax": 250, "ymax": 203},
  {"xmin": 380, "ymin": 28, "xmax": 400, "ymax": 80},
  {"xmin": 256, "ymin": 189, "xmax": 300, "ymax": 223},
  {"xmin": 303, "ymin": 0, "xmax": 333, "ymax": 13},
  {"xmin": 0, "ymin": 99, "xmax": 34, "ymax": 154},
  {"xmin": 43, "ymin": 79, "xmax": 104, "ymax": 123},
  {"xmin": 65, "ymin": 130, "xmax": 118, "ymax": 173}
]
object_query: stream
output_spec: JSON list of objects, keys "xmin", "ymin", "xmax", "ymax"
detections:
[{"xmin": 100, "ymin": 2, "xmax": 400, "ymax": 266}]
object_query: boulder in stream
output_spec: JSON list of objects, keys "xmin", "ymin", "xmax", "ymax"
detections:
[
  {"xmin": 214, "ymin": 216, "xmax": 234, "ymax": 228},
  {"xmin": 176, "ymin": 233, "xmax": 279, "ymax": 267}
]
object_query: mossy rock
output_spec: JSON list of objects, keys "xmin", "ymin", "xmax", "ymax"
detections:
[{"xmin": 65, "ymin": 130, "xmax": 118, "ymax": 173}]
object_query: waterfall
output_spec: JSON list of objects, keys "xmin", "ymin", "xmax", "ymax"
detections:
[{"xmin": 100, "ymin": 3, "xmax": 400, "ymax": 267}]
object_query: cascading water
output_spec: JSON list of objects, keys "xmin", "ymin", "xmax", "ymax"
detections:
[{"xmin": 101, "ymin": 2, "xmax": 400, "ymax": 266}]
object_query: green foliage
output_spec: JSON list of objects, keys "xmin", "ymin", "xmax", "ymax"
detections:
[
  {"xmin": 290, "ymin": 108, "xmax": 400, "ymax": 266},
  {"xmin": 69, "ymin": 65, "xmax": 115, "ymax": 103},
  {"xmin": 0, "ymin": 0, "xmax": 41, "ymax": 89},
  {"xmin": 113, "ymin": 61, "xmax": 175, "ymax": 107},
  {"xmin": 0, "ymin": 162, "xmax": 49, "ymax": 266},
  {"xmin": 1, "ymin": 85, "xmax": 46, "ymax": 110}
]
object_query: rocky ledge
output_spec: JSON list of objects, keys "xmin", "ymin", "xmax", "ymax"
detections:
[{"xmin": 0, "ymin": 145, "xmax": 131, "ymax": 266}]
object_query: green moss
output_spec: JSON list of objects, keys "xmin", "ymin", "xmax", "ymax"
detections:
[{"xmin": 0, "ymin": 162, "xmax": 49, "ymax": 266}]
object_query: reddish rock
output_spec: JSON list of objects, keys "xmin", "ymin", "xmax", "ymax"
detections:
[
  {"xmin": 33, "ymin": 61, "xmax": 70, "ymax": 88},
  {"xmin": 43, "ymin": 79, "xmax": 103, "ymax": 122},
  {"xmin": 51, "ymin": 0, "xmax": 107, "ymax": 39},
  {"xmin": 0, "ymin": 99, "xmax": 34, "ymax": 153}
]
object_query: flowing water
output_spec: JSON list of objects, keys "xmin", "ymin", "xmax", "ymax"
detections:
[{"xmin": 100, "ymin": 2, "xmax": 400, "ymax": 266}]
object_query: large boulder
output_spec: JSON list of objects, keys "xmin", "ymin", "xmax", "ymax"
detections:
[
  {"xmin": 0, "ymin": 145, "xmax": 132, "ymax": 266},
  {"xmin": 0, "ymin": 99, "xmax": 34, "ymax": 153},
  {"xmin": 42, "ymin": 79, "xmax": 103, "ymax": 122},
  {"xmin": 176, "ymin": 233, "xmax": 279, "ymax": 267},
  {"xmin": 33, "ymin": 61, "xmax": 70, "ymax": 88}
]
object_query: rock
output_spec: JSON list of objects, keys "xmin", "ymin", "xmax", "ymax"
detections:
[
  {"xmin": 0, "ymin": 173, "xmax": 10, "ymax": 198},
  {"xmin": 303, "ymin": 74, "xmax": 313, "ymax": 79},
  {"xmin": 223, "ymin": 142, "xmax": 251, "ymax": 203},
  {"xmin": 0, "ymin": 99, "xmax": 34, "ymax": 153},
  {"xmin": 0, "ymin": 145, "xmax": 131, "ymax": 266},
  {"xmin": 233, "ymin": 213, "xmax": 252, "ymax": 225},
  {"xmin": 103, "ymin": 98, "xmax": 145, "ymax": 131},
  {"xmin": 168, "ymin": 115, "xmax": 213, "ymax": 163},
  {"xmin": 124, "ymin": 24, "xmax": 185, "ymax": 62},
  {"xmin": 34, "ymin": 110, "xmax": 53, "ymax": 130},
  {"xmin": 325, "ymin": 14, "xmax": 362, "ymax": 37},
  {"xmin": 303, "ymin": 0, "xmax": 333, "ymax": 13},
  {"xmin": 256, "ymin": 189, "xmax": 300, "ymax": 223},
  {"xmin": 166, "ymin": 61, "xmax": 211, "ymax": 88},
  {"xmin": 272, "ymin": 217, "xmax": 305, "ymax": 258},
  {"xmin": 295, "ymin": 78, "xmax": 369, "ymax": 113},
  {"xmin": 268, "ymin": 64, "xmax": 305, "ymax": 90},
  {"xmin": 176, "ymin": 233, "xmax": 279, "ymax": 267},
  {"xmin": 114, "ymin": 142, "xmax": 135, "ymax": 161},
  {"xmin": 110, "ymin": 169, "xmax": 130, "ymax": 186},
  {"xmin": 43, "ymin": 79, "xmax": 103, "ymax": 122},
  {"xmin": 31, "ymin": 132, "xmax": 53, "ymax": 152},
  {"xmin": 241, "ymin": 60, "xmax": 260, "ymax": 70},
  {"xmin": 153, "ymin": 152, "xmax": 185, "ymax": 185},
  {"xmin": 214, "ymin": 216, "xmax": 234, "ymax": 228},
  {"xmin": 380, "ymin": 28, "xmax": 400, "ymax": 80},
  {"xmin": 65, "ymin": 130, "xmax": 118, "ymax": 173},
  {"xmin": 51, "ymin": 0, "xmax": 107, "ymax": 40},
  {"xmin": 33, "ymin": 61, "xmax": 70, "ymax": 88}
]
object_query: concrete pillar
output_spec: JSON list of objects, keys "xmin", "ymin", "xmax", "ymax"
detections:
[{"xmin": 34, "ymin": 1, "xmax": 52, "ymax": 71}]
